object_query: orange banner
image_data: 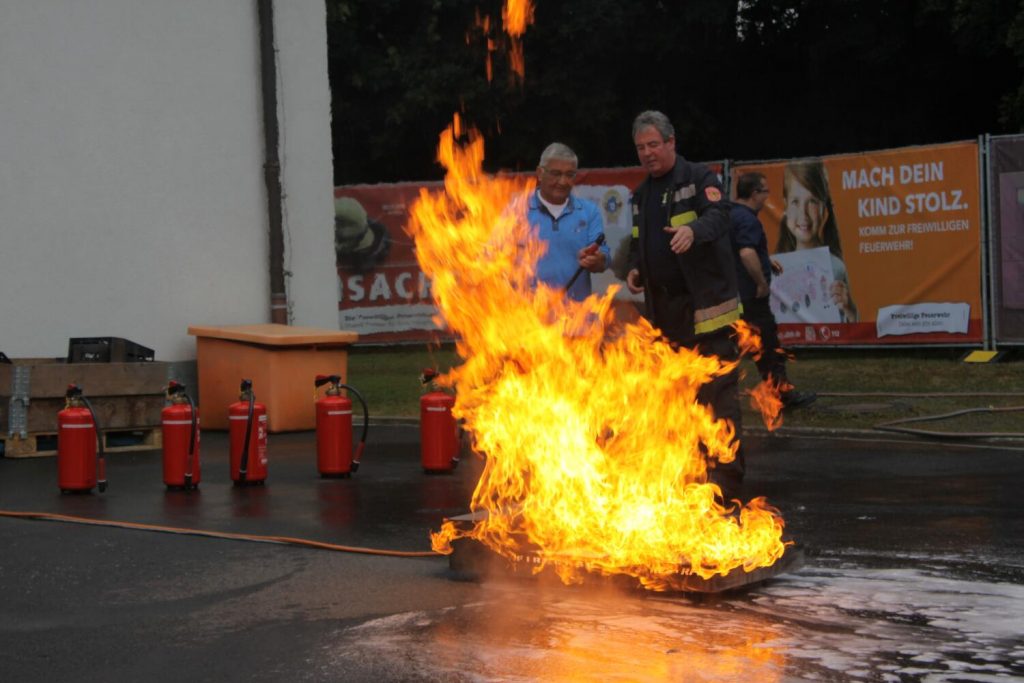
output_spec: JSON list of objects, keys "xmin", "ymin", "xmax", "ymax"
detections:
[{"xmin": 734, "ymin": 142, "xmax": 982, "ymax": 344}]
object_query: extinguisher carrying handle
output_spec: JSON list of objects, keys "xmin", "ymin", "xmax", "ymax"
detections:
[
  {"xmin": 337, "ymin": 383, "xmax": 369, "ymax": 473},
  {"xmin": 314, "ymin": 374, "xmax": 341, "ymax": 390},
  {"xmin": 79, "ymin": 394, "xmax": 107, "ymax": 493}
]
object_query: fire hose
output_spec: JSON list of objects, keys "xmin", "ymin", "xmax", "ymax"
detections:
[
  {"xmin": 0, "ymin": 509, "xmax": 439, "ymax": 557},
  {"xmin": 814, "ymin": 391, "xmax": 1024, "ymax": 440}
]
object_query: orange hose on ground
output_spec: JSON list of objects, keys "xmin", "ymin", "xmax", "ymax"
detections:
[{"xmin": 0, "ymin": 509, "xmax": 440, "ymax": 558}]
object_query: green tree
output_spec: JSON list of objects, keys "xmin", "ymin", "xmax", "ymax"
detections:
[
  {"xmin": 327, "ymin": 0, "xmax": 742, "ymax": 182},
  {"xmin": 726, "ymin": 0, "xmax": 1022, "ymax": 159},
  {"xmin": 928, "ymin": 0, "xmax": 1024, "ymax": 130},
  {"xmin": 327, "ymin": 0, "xmax": 1023, "ymax": 184},
  {"xmin": 327, "ymin": 0, "xmax": 498, "ymax": 183}
]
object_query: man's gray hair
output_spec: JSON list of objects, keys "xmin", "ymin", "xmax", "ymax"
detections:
[
  {"xmin": 538, "ymin": 142, "xmax": 578, "ymax": 167},
  {"xmin": 632, "ymin": 110, "xmax": 675, "ymax": 141}
]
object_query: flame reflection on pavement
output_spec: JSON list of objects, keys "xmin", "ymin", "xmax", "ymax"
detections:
[{"xmin": 325, "ymin": 562, "xmax": 1024, "ymax": 681}]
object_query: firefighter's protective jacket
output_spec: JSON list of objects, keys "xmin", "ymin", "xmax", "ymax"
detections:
[{"xmin": 628, "ymin": 156, "xmax": 741, "ymax": 338}]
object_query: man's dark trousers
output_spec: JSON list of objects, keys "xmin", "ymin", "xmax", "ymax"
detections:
[
  {"xmin": 650, "ymin": 290, "xmax": 745, "ymax": 483},
  {"xmin": 742, "ymin": 295, "xmax": 788, "ymax": 386}
]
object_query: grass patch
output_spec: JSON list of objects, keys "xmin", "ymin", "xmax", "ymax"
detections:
[
  {"xmin": 347, "ymin": 343, "xmax": 1024, "ymax": 439},
  {"xmin": 346, "ymin": 344, "xmax": 461, "ymax": 417}
]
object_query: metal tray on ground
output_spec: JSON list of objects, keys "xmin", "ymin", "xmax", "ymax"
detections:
[{"xmin": 445, "ymin": 511, "xmax": 805, "ymax": 594}]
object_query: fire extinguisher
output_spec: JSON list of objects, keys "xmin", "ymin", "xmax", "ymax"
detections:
[
  {"xmin": 57, "ymin": 384, "xmax": 107, "ymax": 494},
  {"xmin": 419, "ymin": 368, "xmax": 459, "ymax": 474},
  {"xmin": 228, "ymin": 379, "xmax": 267, "ymax": 485},
  {"xmin": 314, "ymin": 374, "xmax": 369, "ymax": 478},
  {"xmin": 161, "ymin": 380, "xmax": 200, "ymax": 490}
]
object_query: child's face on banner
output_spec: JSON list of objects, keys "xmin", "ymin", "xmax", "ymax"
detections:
[{"xmin": 785, "ymin": 178, "xmax": 828, "ymax": 249}]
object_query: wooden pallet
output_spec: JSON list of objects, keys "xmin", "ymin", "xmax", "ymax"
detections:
[
  {"xmin": 1, "ymin": 427, "xmax": 162, "ymax": 458},
  {"xmin": 1, "ymin": 358, "xmax": 169, "ymax": 435}
]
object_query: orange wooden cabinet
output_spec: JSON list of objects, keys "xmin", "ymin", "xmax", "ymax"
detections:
[{"xmin": 187, "ymin": 324, "xmax": 358, "ymax": 432}]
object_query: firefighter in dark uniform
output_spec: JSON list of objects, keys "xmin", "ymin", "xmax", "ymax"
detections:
[{"xmin": 625, "ymin": 110, "xmax": 745, "ymax": 498}]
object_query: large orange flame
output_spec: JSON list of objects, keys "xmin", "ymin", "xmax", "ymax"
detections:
[
  {"xmin": 412, "ymin": 119, "xmax": 787, "ymax": 589},
  {"xmin": 734, "ymin": 320, "xmax": 786, "ymax": 431},
  {"xmin": 502, "ymin": 0, "xmax": 534, "ymax": 81},
  {"xmin": 471, "ymin": 10, "xmax": 495, "ymax": 83},
  {"xmin": 748, "ymin": 381, "xmax": 785, "ymax": 432},
  {"xmin": 502, "ymin": 0, "xmax": 534, "ymax": 36}
]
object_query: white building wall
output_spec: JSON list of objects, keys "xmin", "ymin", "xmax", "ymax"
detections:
[{"xmin": 0, "ymin": 0, "xmax": 337, "ymax": 361}]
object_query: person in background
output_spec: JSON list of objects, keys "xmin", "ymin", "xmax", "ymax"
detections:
[
  {"xmin": 527, "ymin": 143, "xmax": 609, "ymax": 301},
  {"xmin": 776, "ymin": 160, "xmax": 858, "ymax": 322},
  {"xmin": 624, "ymin": 110, "xmax": 744, "ymax": 499},
  {"xmin": 731, "ymin": 171, "xmax": 817, "ymax": 409}
]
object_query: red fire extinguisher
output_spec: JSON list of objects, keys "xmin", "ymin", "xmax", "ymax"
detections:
[
  {"xmin": 228, "ymin": 379, "xmax": 267, "ymax": 485},
  {"xmin": 57, "ymin": 384, "xmax": 107, "ymax": 494},
  {"xmin": 420, "ymin": 368, "xmax": 459, "ymax": 474},
  {"xmin": 161, "ymin": 380, "xmax": 200, "ymax": 490},
  {"xmin": 314, "ymin": 374, "xmax": 369, "ymax": 478}
]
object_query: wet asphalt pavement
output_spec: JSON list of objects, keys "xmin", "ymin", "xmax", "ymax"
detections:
[{"xmin": 1, "ymin": 427, "xmax": 1022, "ymax": 682}]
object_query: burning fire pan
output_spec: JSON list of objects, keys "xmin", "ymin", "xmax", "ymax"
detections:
[{"xmin": 445, "ymin": 511, "xmax": 805, "ymax": 594}]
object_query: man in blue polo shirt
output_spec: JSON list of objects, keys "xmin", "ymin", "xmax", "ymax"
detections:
[
  {"xmin": 527, "ymin": 143, "xmax": 609, "ymax": 301},
  {"xmin": 731, "ymin": 171, "xmax": 816, "ymax": 409}
]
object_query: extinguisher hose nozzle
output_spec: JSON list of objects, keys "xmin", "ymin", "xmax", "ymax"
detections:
[
  {"xmin": 565, "ymin": 233, "xmax": 606, "ymax": 291},
  {"xmin": 238, "ymin": 390, "xmax": 254, "ymax": 481},
  {"xmin": 185, "ymin": 393, "xmax": 197, "ymax": 487},
  {"xmin": 97, "ymin": 439, "xmax": 108, "ymax": 490},
  {"xmin": 339, "ymin": 383, "xmax": 370, "ymax": 473},
  {"xmin": 351, "ymin": 441, "xmax": 366, "ymax": 473},
  {"xmin": 451, "ymin": 423, "xmax": 465, "ymax": 469},
  {"xmin": 81, "ymin": 395, "xmax": 108, "ymax": 494}
]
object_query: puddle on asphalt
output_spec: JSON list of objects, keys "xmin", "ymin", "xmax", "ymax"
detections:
[{"xmin": 322, "ymin": 556, "xmax": 1024, "ymax": 682}]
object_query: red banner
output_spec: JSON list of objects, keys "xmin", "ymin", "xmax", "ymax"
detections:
[
  {"xmin": 335, "ymin": 167, "xmax": 651, "ymax": 343},
  {"xmin": 334, "ymin": 182, "xmax": 447, "ymax": 343}
]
